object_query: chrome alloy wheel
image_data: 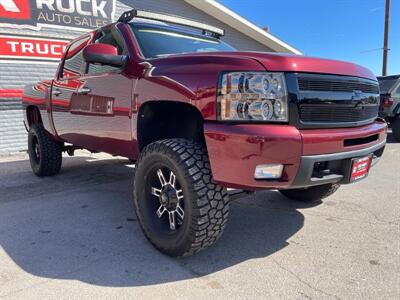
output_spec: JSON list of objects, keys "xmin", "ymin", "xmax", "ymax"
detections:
[{"xmin": 151, "ymin": 168, "xmax": 184, "ymax": 230}]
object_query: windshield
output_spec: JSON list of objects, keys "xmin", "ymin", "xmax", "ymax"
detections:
[
  {"xmin": 378, "ymin": 77, "xmax": 399, "ymax": 94},
  {"xmin": 130, "ymin": 24, "xmax": 236, "ymax": 58}
]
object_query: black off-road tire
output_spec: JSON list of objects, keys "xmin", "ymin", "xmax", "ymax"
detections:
[
  {"xmin": 28, "ymin": 124, "xmax": 62, "ymax": 177},
  {"xmin": 279, "ymin": 183, "xmax": 340, "ymax": 203},
  {"xmin": 392, "ymin": 116, "xmax": 400, "ymax": 142},
  {"xmin": 133, "ymin": 139, "xmax": 229, "ymax": 257}
]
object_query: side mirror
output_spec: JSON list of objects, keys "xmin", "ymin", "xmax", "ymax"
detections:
[{"xmin": 83, "ymin": 43, "xmax": 127, "ymax": 67}]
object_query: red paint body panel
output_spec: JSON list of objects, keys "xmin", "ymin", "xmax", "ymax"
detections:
[
  {"xmin": 83, "ymin": 43, "xmax": 118, "ymax": 57},
  {"xmin": 205, "ymin": 120, "xmax": 387, "ymax": 190},
  {"xmin": 236, "ymin": 52, "xmax": 376, "ymax": 80},
  {"xmin": 144, "ymin": 52, "xmax": 377, "ymax": 121},
  {"xmin": 153, "ymin": 51, "xmax": 376, "ymax": 81},
  {"xmin": 204, "ymin": 123, "xmax": 302, "ymax": 189},
  {"xmin": 140, "ymin": 55, "xmax": 265, "ymax": 121},
  {"xmin": 301, "ymin": 120, "xmax": 387, "ymax": 155}
]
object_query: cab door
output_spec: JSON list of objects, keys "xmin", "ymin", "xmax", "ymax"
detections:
[
  {"xmin": 71, "ymin": 25, "xmax": 136, "ymax": 157},
  {"xmin": 51, "ymin": 35, "xmax": 91, "ymax": 144}
]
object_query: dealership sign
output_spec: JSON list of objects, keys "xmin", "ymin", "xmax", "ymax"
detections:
[
  {"xmin": 0, "ymin": 0, "xmax": 116, "ymax": 30},
  {"xmin": 0, "ymin": 34, "xmax": 69, "ymax": 61}
]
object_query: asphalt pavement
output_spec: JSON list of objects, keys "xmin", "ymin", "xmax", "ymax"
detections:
[{"xmin": 0, "ymin": 134, "xmax": 399, "ymax": 299}]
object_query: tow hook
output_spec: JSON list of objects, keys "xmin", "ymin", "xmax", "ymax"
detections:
[{"xmin": 63, "ymin": 146, "xmax": 77, "ymax": 156}]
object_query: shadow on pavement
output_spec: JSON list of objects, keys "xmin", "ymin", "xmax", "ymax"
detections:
[
  {"xmin": 0, "ymin": 156, "xmax": 311, "ymax": 287},
  {"xmin": 386, "ymin": 131, "xmax": 398, "ymax": 144}
]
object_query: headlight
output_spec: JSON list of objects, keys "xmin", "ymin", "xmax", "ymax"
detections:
[{"xmin": 218, "ymin": 72, "xmax": 288, "ymax": 122}]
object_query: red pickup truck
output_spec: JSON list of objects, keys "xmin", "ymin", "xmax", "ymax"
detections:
[{"xmin": 23, "ymin": 9, "xmax": 387, "ymax": 256}]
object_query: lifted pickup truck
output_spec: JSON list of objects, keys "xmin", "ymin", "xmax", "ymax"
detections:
[{"xmin": 23, "ymin": 9, "xmax": 387, "ymax": 256}]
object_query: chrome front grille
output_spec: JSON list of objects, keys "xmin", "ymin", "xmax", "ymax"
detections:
[
  {"xmin": 298, "ymin": 78, "xmax": 379, "ymax": 94},
  {"xmin": 295, "ymin": 75, "xmax": 380, "ymax": 126},
  {"xmin": 299, "ymin": 104, "xmax": 378, "ymax": 123}
]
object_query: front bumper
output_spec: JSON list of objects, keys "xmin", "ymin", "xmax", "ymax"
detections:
[
  {"xmin": 204, "ymin": 119, "xmax": 387, "ymax": 190},
  {"xmin": 289, "ymin": 140, "xmax": 385, "ymax": 189}
]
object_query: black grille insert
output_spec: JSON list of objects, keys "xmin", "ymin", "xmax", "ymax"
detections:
[
  {"xmin": 299, "ymin": 104, "xmax": 378, "ymax": 123},
  {"xmin": 344, "ymin": 134, "xmax": 379, "ymax": 147},
  {"xmin": 298, "ymin": 78, "xmax": 379, "ymax": 94}
]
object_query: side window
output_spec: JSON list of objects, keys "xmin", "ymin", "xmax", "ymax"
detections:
[
  {"xmin": 394, "ymin": 85, "xmax": 400, "ymax": 97},
  {"xmin": 87, "ymin": 27, "xmax": 126, "ymax": 74},
  {"xmin": 60, "ymin": 36, "xmax": 90, "ymax": 79}
]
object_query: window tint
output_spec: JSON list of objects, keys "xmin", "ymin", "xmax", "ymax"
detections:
[
  {"xmin": 130, "ymin": 25, "xmax": 236, "ymax": 58},
  {"xmin": 61, "ymin": 36, "xmax": 90, "ymax": 78},
  {"xmin": 394, "ymin": 85, "xmax": 400, "ymax": 97},
  {"xmin": 87, "ymin": 27, "xmax": 126, "ymax": 74},
  {"xmin": 378, "ymin": 77, "xmax": 399, "ymax": 93}
]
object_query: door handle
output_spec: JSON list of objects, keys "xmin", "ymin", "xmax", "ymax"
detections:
[
  {"xmin": 52, "ymin": 88, "xmax": 62, "ymax": 96},
  {"xmin": 77, "ymin": 87, "xmax": 91, "ymax": 95}
]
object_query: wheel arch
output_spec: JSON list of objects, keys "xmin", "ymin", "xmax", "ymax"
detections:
[
  {"xmin": 137, "ymin": 100, "xmax": 205, "ymax": 151},
  {"xmin": 26, "ymin": 105, "xmax": 43, "ymax": 127}
]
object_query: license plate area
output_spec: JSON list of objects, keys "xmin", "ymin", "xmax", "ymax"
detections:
[{"xmin": 350, "ymin": 155, "xmax": 372, "ymax": 182}]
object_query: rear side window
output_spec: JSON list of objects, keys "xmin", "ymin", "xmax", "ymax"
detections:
[
  {"xmin": 87, "ymin": 27, "xmax": 127, "ymax": 74},
  {"xmin": 394, "ymin": 85, "xmax": 400, "ymax": 97},
  {"xmin": 60, "ymin": 36, "xmax": 91, "ymax": 78},
  {"xmin": 378, "ymin": 77, "xmax": 399, "ymax": 94}
]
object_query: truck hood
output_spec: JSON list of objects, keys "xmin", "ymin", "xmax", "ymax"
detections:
[
  {"xmin": 240, "ymin": 52, "xmax": 377, "ymax": 81},
  {"xmin": 151, "ymin": 51, "xmax": 377, "ymax": 81}
]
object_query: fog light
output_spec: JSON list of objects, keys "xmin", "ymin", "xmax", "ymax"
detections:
[{"xmin": 254, "ymin": 164, "xmax": 283, "ymax": 179}]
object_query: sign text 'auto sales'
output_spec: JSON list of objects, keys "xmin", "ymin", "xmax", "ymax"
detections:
[{"xmin": 0, "ymin": 0, "xmax": 116, "ymax": 30}]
